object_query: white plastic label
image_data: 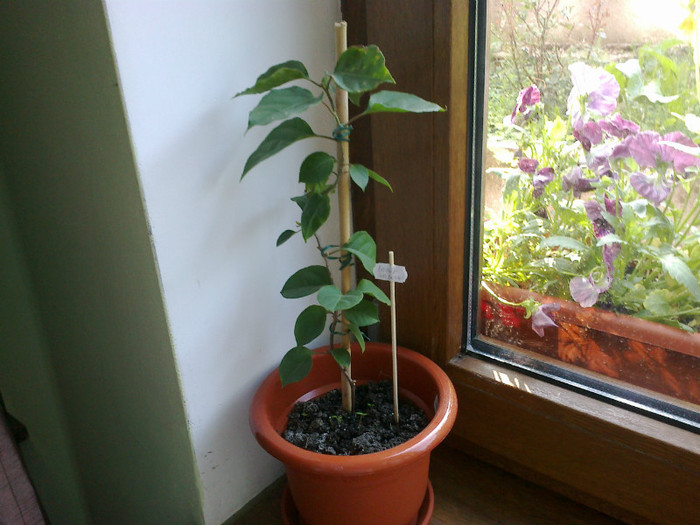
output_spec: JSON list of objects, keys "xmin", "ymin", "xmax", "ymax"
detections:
[{"xmin": 373, "ymin": 263, "xmax": 408, "ymax": 283}]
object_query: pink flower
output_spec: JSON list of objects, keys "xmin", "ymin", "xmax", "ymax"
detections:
[
  {"xmin": 533, "ymin": 167, "xmax": 555, "ymax": 197},
  {"xmin": 567, "ymin": 63, "xmax": 620, "ymax": 129},
  {"xmin": 630, "ymin": 172, "xmax": 671, "ymax": 206},
  {"xmin": 562, "ymin": 166, "xmax": 598, "ymax": 196},
  {"xmin": 587, "ymin": 145, "xmax": 614, "ymax": 177},
  {"xmin": 510, "ymin": 85, "xmax": 541, "ymax": 123},
  {"xmin": 531, "ymin": 303, "xmax": 560, "ymax": 337},
  {"xmin": 582, "ymin": 199, "xmax": 621, "ymax": 298},
  {"xmin": 518, "ymin": 157, "xmax": 539, "ymax": 174},
  {"xmin": 660, "ymin": 131, "xmax": 700, "ymax": 174},
  {"xmin": 604, "ymin": 196, "xmax": 622, "ymax": 217},
  {"xmin": 629, "ymin": 131, "xmax": 662, "ymax": 169},
  {"xmin": 610, "ymin": 135, "xmax": 634, "ymax": 160},
  {"xmin": 599, "ymin": 113, "xmax": 639, "ymax": 138},
  {"xmin": 570, "ymin": 277, "xmax": 600, "ymax": 308},
  {"xmin": 573, "ymin": 121, "xmax": 603, "ymax": 151}
]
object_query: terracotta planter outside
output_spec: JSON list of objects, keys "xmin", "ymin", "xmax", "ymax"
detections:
[
  {"xmin": 480, "ymin": 284, "xmax": 700, "ymax": 404},
  {"xmin": 249, "ymin": 342, "xmax": 457, "ymax": 525}
]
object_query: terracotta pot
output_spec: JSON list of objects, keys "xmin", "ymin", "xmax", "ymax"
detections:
[
  {"xmin": 480, "ymin": 284, "xmax": 700, "ymax": 404},
  {"xmin": 249, "ymin": 342, "xmax": 457, "ymax": 525}
]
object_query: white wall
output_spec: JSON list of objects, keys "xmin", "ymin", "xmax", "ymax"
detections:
[{"xmin": 103, "ymin": 2, "xmax": 341, "ymax": 523}]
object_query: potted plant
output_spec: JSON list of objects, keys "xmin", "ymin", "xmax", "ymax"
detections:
[
  {"xmin": 237, "ymin": 23, "xmax": 457, "ymax": 525},
  {"xmin": 481, "ymin": 58, "xmax": 700, "ymax": 403}
]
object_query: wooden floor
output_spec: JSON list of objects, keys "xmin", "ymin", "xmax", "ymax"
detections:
[{"xmin": 231, "ymin": 445, "xmax": 623, "ymax": 525}]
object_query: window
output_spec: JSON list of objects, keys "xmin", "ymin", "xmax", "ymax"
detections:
[
  {"xmin": 344, "ymin": 2, "xmax": 700, "ymax": 523},
  {"xmin": 469, "ymin": 0, "xmax": 700, "ymax": 430}
]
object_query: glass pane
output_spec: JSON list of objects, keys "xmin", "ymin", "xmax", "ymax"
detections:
[{"xmin": 478, "ymin": 0, "xmax": 700, "ymax": 415}]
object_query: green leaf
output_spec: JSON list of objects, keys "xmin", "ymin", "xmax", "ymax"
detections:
[
  {"xmin": 672, "ymin": 112, "xmax": 700, "ymax": 134},
  {"xmin": 299, "ymin": 152, "xmax": 335, "ymax": 184},
  {"xmin": 235, "ymin": 60, "xmax": 309, "ymax": 97},
  {"xmin": 640, "ymin": 81, "xmax": 678, "ymax": 104},
  {"xmin": 294, "ymin": 305, "xmax": 327, "ymax": 346},
  {"xmin": 627, "ymin": 199, "xmax": 649, "ymax": 218},
  {"xmin": 547, "ymin": 116, "xmax": 567, "ymax": 142},
  {"xmin": 276, "ymin": 229, "xmax": 298, "ymax": 246},
  {"xmin": 291, "ymin": 194, "xmax": 308, "ymax": 210},
  {"xmin": 356, "ymin": 279, "xmax": 391, "ymax": 305},
  {"xmin": 361, "ymin": 90, "xmax": 445, "ymax": 116},
  {"xmin": 242, "ymin": 118, "xmax": 316, "ymax": 178},
  {"xmin": 344, "ymin": 299, "xmax": 379, "ymax": 327},
  {"xmin": 330, "ymin": 346, "xmax": 351, "ymax": 368},
  {"xmin": 349, "ymin": 164, "xmax": 369, "ymax": 191},
  {"xmin": 596, "ymin": 234, "xmax": 625, "ymax": 246},
  {"xmin": 247, "ymin": 87, "xmax": 322, "ymax": 130},
  {"xmin": 332, "ymin": 45, "xmax": 395, "ymax": 93},
  {"xmin": 616, "ymin": 58, "xmax": 644, "ymax": 100},
  {"xmin": 281, "ymin": 265, "xmax": 332, "ymax": 298},
  {"xmin": 300, "ymin": 193, "xmax": 331, "ymax": 240},
  {"xmin": 350, "ymin": 164, "xmax": 392, "ymax": 192},
  {"xmin": 342, "ymin": 231, "xmax": 376, "ymax": 273},
  {"xmin": 616, "ymin": 58, "xmax": 641, "ymax": 78},
  {"xmin": 348, "ymin": 91, "xmax": 364, "ymax": 106},
  {"xmin": 541, "ymin": 235, "xmax": 587, "ymax": 252},
  {"xmin": 279, "ymin": 346, "xmax": 313, "ymax": 387},
  {"xmin": 659, "ymin": 254, "xmax": 700, "ymax": 301},
  {"xmin": 366, "ymin": 167, "xmax": 393, "ymax": 191},
  {"xmin": 317, "ymin": 285, "xmax": 363, "ymax": 312},
  {"xmin": 643, "ymin": 291, "xmax": 672, "ymax": 316},
  {"xmin": 347, "ymin": 323, "xmax": 366, "ymax": 352},
  {"xmin": 658, "ymin": 140, "xmax": 700, "ymax": 157}
]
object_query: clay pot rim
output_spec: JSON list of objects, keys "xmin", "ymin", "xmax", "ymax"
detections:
[
  {"xmin": 483, "ymin": 282, "xmax": 700, "ymax": 358},
  {"xmin": 249, "ymin": 342, "xmax": 457, "ymax": 475}
]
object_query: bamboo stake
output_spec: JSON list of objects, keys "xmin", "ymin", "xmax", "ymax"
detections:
[
  {"xmin": 389, "ymin": 251, "xmax": 399, "ymax": 424},
  {"xmin": 335, "ymin": 21, "xmax": 354, "ymax": 413}
]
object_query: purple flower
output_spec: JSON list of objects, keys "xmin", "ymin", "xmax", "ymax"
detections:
[
  {"xmin": 599, "ymin": 113, "xmax": 640, "ymax": 138},
  {"xmin": 573, "ymin": 121, "xmax": 604, "ymax": 151},
  {"xmin": 610, "ymin": 135, "xmax": 634, "ymax": 160},
  {"xmin": 567, "ymin": 62, "xmax": 620, "ymax": 129},
  {"xmin": 510, "ymin": 85, "xmax": 541, "ymax": 123},
  {"xmin": 602, "ymin": 243, "xmax": 621, "ymax": 279},
  {"xmin": 628, "ymin": 131, "xmax": 662, "ymax": 169},
  {"xmin": 570, "ymin": 267, "xmax": 615, "ymax": 308},
  {"xmin": 584, "ymin": 200, "xmax": 614, "ymax": 238},
  {"xmin": 533, "ymin": 167, "xmax": 555, "ymax": 197},
  {"xmin": 659, "ymin": 131, "xmax": 700, "ymax": 174},
  {"xmin": 587, "ymin": 144, "xmax": 614, "ymax": 177},
  {"xmin": 531, "ymin": 303, "xmax": 560, "ymax": 337},
  {"xmin": 630, "ymin": 172, "xmax": 671, "ymax": 206},
  {"xmin": 562, "ymin": 166, "xmax": 598, "ymax": 196},
  {"xmin": 519, "ymin": 157, "xmax": 539, "ymax": 174},
  {"xmin": 584, "ymin": 199, "xmax": 621, "ymax": 287},
  {"xmin": 604, "ymin": 195, "xmax": 622, "ymax": 217},
  {"xmin": 570, "ymin": 277, "xmax": 600, "ymax": 307}
]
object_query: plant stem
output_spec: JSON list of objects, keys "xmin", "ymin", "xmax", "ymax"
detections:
[
  {"xmin": 314, "ymin": 233, "xmax": 335, "ymax": 283},
  {"xmin": 676, "ymin": 174, "xmax": 698, "ymax": 228},
  {"xmin": 481, "ymin": 281, "xmax": 525, "ymax": 308}
]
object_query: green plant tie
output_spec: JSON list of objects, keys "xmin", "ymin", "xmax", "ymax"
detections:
[{"xmin": 332, "ymin": 124, "xmax": 353, "ymax": 142}]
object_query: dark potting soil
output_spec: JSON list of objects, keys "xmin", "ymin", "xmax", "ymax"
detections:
[{"xmin": 283, "ymin": 380, "xmax": 429, "ymax": 455}]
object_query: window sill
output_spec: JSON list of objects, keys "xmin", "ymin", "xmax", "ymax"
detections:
[{"xmin": 445, "ymin": 353, "xmax": 700, "ymax": 525}]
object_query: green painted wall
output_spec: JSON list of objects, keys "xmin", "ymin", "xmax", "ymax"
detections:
[
  {"xmin": 0, "ymin": 2, "xmax": 204, "ymax": 524},
  {"xmin": 0, "ymin": 165, "xmax": 91, "ymax": 524}
]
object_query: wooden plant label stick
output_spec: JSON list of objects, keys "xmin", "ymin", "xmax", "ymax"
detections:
[
  {"xmin": 374, "ymin": 252, "xmax": 408, "ymax": 424},
  {"xmin": 389, "ymin": 251, "xmax": 399, "ymax": 424}
]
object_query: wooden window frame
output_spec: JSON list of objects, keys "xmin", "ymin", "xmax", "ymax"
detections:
[{"xmin": 343, "ymin": 1, "xmax": 700, "ymax": 524}]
